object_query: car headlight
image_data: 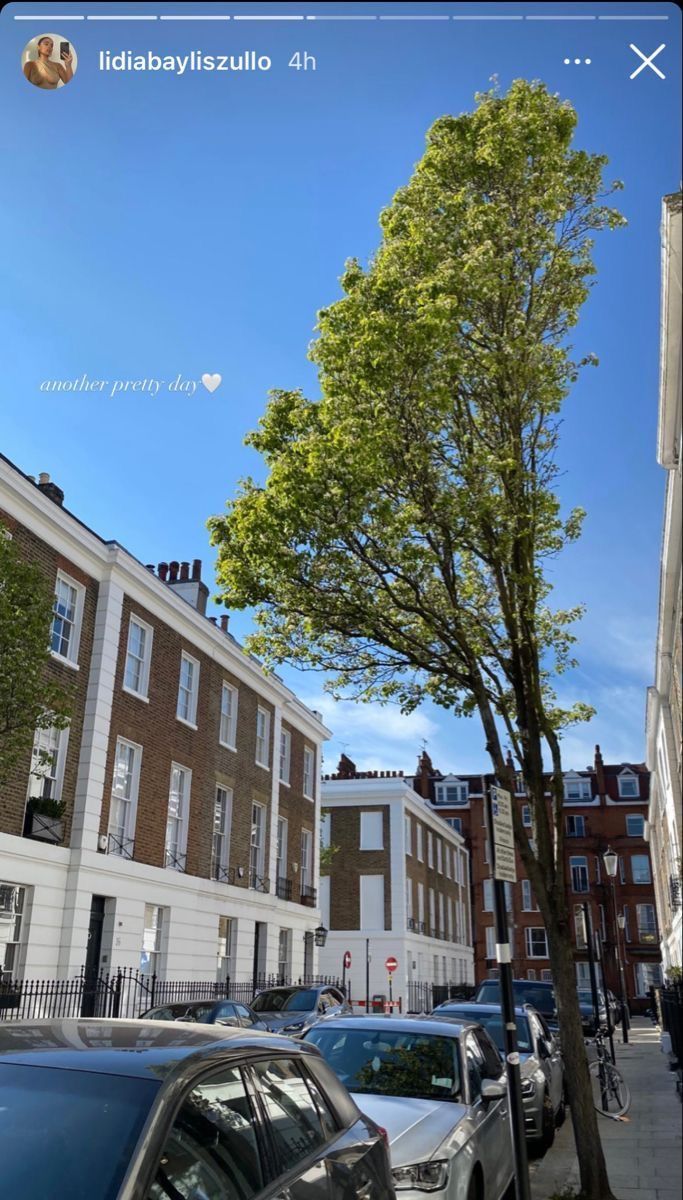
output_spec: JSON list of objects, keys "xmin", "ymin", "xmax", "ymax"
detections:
[
  {"xmin": 392, "ymin": 1160, "xmax": 449, "ymax": 1192},
  {"xmin": 520, "ymin": 1078, "xmax": 535, "ymax": 1097}
]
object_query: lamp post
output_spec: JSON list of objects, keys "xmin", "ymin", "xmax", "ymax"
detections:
[
  {"xmin": 602, "ymin": 847, "xmax": 629, "ymax": 1044},
  {"xmin": 314, "ymin": 923, "xmax": 328, "ymax": 948}
]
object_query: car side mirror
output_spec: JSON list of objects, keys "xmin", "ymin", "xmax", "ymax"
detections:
[{"xmin": 481, "ymin": 1078, "xmax": 507, "ymax": 1102}]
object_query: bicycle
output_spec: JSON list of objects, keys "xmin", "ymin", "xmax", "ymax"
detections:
[{"xmin": 587, "ymin": 1025, "xmax": 631, "ymax": 1120}]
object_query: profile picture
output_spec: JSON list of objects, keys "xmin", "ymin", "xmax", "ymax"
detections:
[{"xmin": 22, "ymin": 34, "xmax": 77, "ymax": 90}]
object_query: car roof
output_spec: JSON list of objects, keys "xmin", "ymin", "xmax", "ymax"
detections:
[
  {"xmin": 0, "ymin": 1018, "xmax": 317, "ymax": 1080},
  {"xmin": 303, "ymin": 1014, "xmax": 477, "ymax": 1037},
  {"xmin": 147, "ymin": 999, "xmax": 228, "ymax": 1011},
  {"xmin": 437, "ymin": 1002, "xmax": 531, "ymax": 1017},
  {"xmin": 479, "ymin": 979, "xmax": 554, "ymax": 989}
]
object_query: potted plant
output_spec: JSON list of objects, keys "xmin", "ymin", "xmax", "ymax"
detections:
[{"xmin": 29, "ymin": 794, "xmax": 66, "ymax": 844}]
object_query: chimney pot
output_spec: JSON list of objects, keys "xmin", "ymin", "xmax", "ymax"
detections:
[
  {"xmin": 169, "ymin": 561, "xmax": 179, "ymax": 582},
  {"xmin": 37, "ymin": 473, "xmax": 64, "ymax": 507},
  {"xmin": 220, "ymin": 615, "xmax": 229, "ymax": 632},
  {"xmin": 180, "ymin": 561, "xmax": 190, "ymax": 582},
  {"xmin": 209, "ymin": 616, "xmax": 218, "ymax": 625},
  {"xmin": 38, "ymin": 472, "xmax": 50, "ymax": 485},
  {"xmin": 192, "ymin": 559, "xmax": 202, "ymax": 581},
  {"xmin": 145, "ymin": 564, "xmax": 155, "ymax": 572},
  {"xmin": 158, "ymin": 562, "xmax": 169, "ymax": 581}
]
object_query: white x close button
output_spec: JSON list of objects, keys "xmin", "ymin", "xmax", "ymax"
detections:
[{"xmin": 629, "ymin": 43, "xmax": 666, "ymax": 81}]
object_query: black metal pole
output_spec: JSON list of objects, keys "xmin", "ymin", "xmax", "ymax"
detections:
[
  {"xmin": 365, "ymin": 938, "xmax": 370, "ymax": 1014},
  {"xmin": 593, "ymin": 929, "xmax": 616, "ymax": 1065},
  {"xmin": 342, "ymin": 959, "xmax": 347, "ymax": 998},
  {"xmin": 486, "ymin": 788, "xmax": 531, "ymax": 1200},
  {"xmin": 610, "ymin": 880, "xmax": 629, "ymax": 1044},
  {"xmin": 583, "ymin": 902, "xmax": 601, "ymax": 1037}
]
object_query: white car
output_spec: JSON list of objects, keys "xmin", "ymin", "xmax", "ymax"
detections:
[{"xmin": 303, "ymin": 1014, "xmax": 514, "ymax": 1199}]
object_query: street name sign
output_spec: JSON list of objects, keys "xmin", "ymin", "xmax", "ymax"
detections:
[{"xmin": 491, "ymin": 786, "xmax": 517, "ymax": 882}]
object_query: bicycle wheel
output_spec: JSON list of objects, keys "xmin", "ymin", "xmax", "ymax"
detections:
[{"xmin": 589, "ymin": 1059, "xmax": 631, "ymax": 1118}]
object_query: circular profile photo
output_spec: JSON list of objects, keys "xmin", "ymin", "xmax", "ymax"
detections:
[{"xmin": 22, "ymin": 34, "xmax": 77, "ymax": 90}]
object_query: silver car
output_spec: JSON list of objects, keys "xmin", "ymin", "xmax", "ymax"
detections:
[
  {"xmin": 303, "ymin": 1015, "xmax": 514, "ymax": 1200},
  {"xmin": 433, "ymin": 1002, "xmax": 565, "ymax": 1151}
]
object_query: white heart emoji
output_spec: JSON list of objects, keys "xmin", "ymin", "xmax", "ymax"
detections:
[{"xmin": 201, "ymin": 373, "xmax": 222, "ymax": 394}]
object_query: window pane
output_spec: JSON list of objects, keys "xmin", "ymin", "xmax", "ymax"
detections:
[
  {"xmin": 251, "ymin": 1058, "xmax": 326, "ymax": 1172},
  {"xmin": 149, "ymin": 1066, "xmax": 262, "ymax": 1200}
]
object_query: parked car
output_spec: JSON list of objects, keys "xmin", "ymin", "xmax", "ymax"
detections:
[
  {"xmin": 0, "ymin": 1018, "xmax": 395, "ymax": 1199},
  {"xmin": 576, "ymin": 988, "xmax": 618, "ymax": 1036},
  {"xmin": 474, "ymin": 979, "xmax": 559, "ymax": 1032},
  {"xmin": 303, "ymin": 1014, "xmax": 515, "ymax": 1199},
  {"xmin": 140, "ymin": 997, "xmax": 267, "ymax": 1029},
  {"xmin": 431, "ymin": 1002, "xmax": 565, "ymax": 1150},
  {"xmin": 251, "ymin": 983, "xmax": 352, "ymax": 1036}
]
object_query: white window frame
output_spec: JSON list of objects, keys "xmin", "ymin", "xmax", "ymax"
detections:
[
  {"xmin": 436, "ymin": 839, "xmax": 443, "ymax": 874},
  {"xmin": 0, "ymin": 883, "xmax": 26, "ymax": 979},
  {"xmin": 250, "ymin": 803, "xmax": 266, "ymax": 884},
  {"xmin": 50, "ymin": 571, "xmax": 85, "ymax": 667},
  {"xmin": 434, "ymin": 780, "xmax": 469, "ymax": 806},
  {"xmin": 618, "ymin": 772, "xmax": 639, "ymax": 799},
  {"xmin": 570, "ymin": 855, "xmax": 589, "ymax": 893},
  {"xmin": 141, "ymin": 904, "xmax": 164, "ymax": 977},
  {"xmin": 636, "ymin": 903, "xmax": 657, "ymax": 943},
  {"xmin": 446, "ymin": 817, "xmax": 462, "ymax": 834},
  {"xmin": 521, "ymin": 879, "xmax": 538, "ymax": 912},
  {"xmin": 483, "ymin": 879, "xmax": 494, "ymax": 912},
  {"xmin": 417, "ymin": 882, "xmax": 425, "ymax": 925},
  {"xmin": 279, "ymin": 728, "xmax": 292, "ymax": 785},
  {"xmin": 277, "ymin": 928, "xmax": 291, "ymax": 978},
  {"xmin": 485, "ymin": 926, "xmax": 496, "ymax": 959},
  {"xmin": 563, "ymin": 774, "xmax": 592, "ymax": 801},
  {"xmin": 303, "ymin": 746, "xmax": 315, "ymax": 798},
  {"xmin": 427, "ymin": 831, "xmax": 434, "ymax": 869},
  {"xmin": 219, "ymin": 682, "xmax": 238, "ymax": 750},
  {"xmin": 123, "ymin": 615, "xmax": 153, "ymax": 700},
  {"xmin": 525, "ymin": 927, "xmax": 549, "ymax": 959},
  {"xmin": 631, "ymin": 854, "xmax": 651, "ymax": 885},
  {"xmin": 27, "ymin": 723, "xmax": 69, "ymax": 808},
  {"xmin": 360, "ymin": 811, "xmax": 383, "ymax": 851},
  {"xmin": 405, "ymin": 877, "xmax": 413, "ymax": 924},
  {"xmin": 626, "ymin": 814, "xmax": 645, "ymax": 838},
  {"xmin": 300, "ymin": 828, "xmax": 313, "ymax": 893},
  {"xmin": 405, "ymin": 814, "xmax": 412, "ymax": 854},
  {"xmin": 416, "ymin": 824, "xmax": 424, "ymax": 862},
  {"xmin": 276, "ymin": 816, "xmax": 288, "ymax": 883},
  {"xmin": 255, "ymin": 707, "xmax": 271, "ymax": 769},
  {"xmin": 217, "ymin": 916, "xmax": 235, "ymax": 982},
  {"xmin": 165, "ymin": 763, "xmax": 191, "ymax": 871},
  {"xmin": 108, "ymin": 737, "xmax": 142, "ymax": 858},
  {"xmin": 211, "ymin": 785, "xmax": 233, "ymax": 881},
  {"xmin": 521, "ymin": 804, "xmax": 532, "ymax": 828},
  {"xmin": 566, "ymin": 815, "xmax": 585, "ymax": 838},
  {"xmin": 176, "ymin": 652, "xmax": 199, "ymax": 727}
]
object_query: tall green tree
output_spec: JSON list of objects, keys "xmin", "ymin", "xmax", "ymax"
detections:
[
  {"xmin": 209, "ymin": 81, "xmax": 624, "ymax": 1199},
  {"xmin": 0, "ymin": 526, "xmax": 72, "ymax": 784}
]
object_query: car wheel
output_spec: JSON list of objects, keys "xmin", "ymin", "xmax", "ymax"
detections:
[
  {"xmin": 538, "ymin": 1092, "xmax": 556, "ymax": 1151},
  {"xmin": 466, "ymin": 1169, "xmax": 483, "ymax": 1200}
]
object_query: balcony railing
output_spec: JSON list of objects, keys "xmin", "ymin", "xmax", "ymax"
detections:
[
  {"xmin": 107, "ymin": 833, "xmax": 135, "ymax": 860},
  {"xmin": 276, "ymin": 876, "xmax": 292, "ymax": 901},
  {"xmin": 670, "ymin": 875, "xmax": 681, "ymax": 911},
  {"xmin": 211, "ymin": 863, "xmax": 236, "ymax": 885},
  {"xmin": 300, "ymin": 884, "xmax": 317, "ymax": 907},
  {"xmin": 165, "ymin": 849, "xmax": 187, "ymax": 872},
  {"xmin": 249, "ymin": 872, "xmax": 270, "ymax": 894},
  {"xmin": 407, "ymin": 917, "xmax": 416, "ymax": 931}
]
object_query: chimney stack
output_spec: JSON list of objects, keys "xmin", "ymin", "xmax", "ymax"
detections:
[
  {"xmin": 179, "ymin": 562, "xmax": 190, "ymax": 582},
  {"xmin": 37, "ymin": 472, "xmax": 64, "ymax": 507},
  {"xmin": 219, "ymin": 614, "xmax": 229, "ymax": 633},
  {"xmin": 594, "ymin": 744, "xmax": 606, "ymax": 799},
  {"xmin": 162, "ymin": 557, "xmax": 209, "ymax": 615}
]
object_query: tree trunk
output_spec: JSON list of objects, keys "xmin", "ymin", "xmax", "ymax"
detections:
[{"xmin": 548, "ymin": 912, "xmax": 617, "ymax": 1200}]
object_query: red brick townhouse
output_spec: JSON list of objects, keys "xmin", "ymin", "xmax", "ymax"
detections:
[
  {"xmin": 411, "ymin": 747, "xmax": 662, "ymax": 1013},
  {"xmin": 0, "ymin": 454, "xmax": 329, "ymax": 987}
]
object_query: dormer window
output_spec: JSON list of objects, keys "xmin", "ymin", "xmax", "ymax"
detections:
[
  {"xmin": 434, "ymin": 779, "xmax": 469, "ymax": 806},
  {"xmin": 618, "ymin": 772, "xmax": 639, "ymax": 799},
  {"xmin": 563, "ymin": 773, "xmax": 592, "ymax": 801}
]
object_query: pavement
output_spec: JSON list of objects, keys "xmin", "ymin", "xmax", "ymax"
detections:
[{"xmin": 529, "ymin": 1018, "xmax": 682, "ymax": 1200}]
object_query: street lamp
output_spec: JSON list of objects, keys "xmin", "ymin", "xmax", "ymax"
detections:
[
  {"xmin": 314, "ymin": 923, "xmax": 328, "ymax": 948},
  {"xmin": 602, "ymin": 847, "xmax": 629, "ymax": 1044}
]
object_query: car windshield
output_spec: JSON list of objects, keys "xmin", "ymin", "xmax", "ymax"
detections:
[
  {"xmin": 252, "ymin": 988, "xmax": 317, "ymax": 1013},
  {"xmin": 438, "ymin": 1009, "xmax": 531, "ymax": 1053},
  {"xmin": 0, "ymin": 1064, "xmax": 159, "ymax": 1200},
  {"xmin": 306, "ymin": 1027, "xmax": 461, "ymax": 1101},
  {"xmin": 146, "ymin": 1003, "xmax": 215, "ymax": 1021},
  {"xmin": 577, "ymin": 991, "xmax": 604, "ymax": 1006},
  {"xmin": 477, "ymin": 982, "xmax": 555, "ymax": 1015}
]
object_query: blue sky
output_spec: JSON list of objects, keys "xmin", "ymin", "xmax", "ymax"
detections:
[{"xmin": 2, "ymin": 1, "xmax": 680, "ymax": 776}]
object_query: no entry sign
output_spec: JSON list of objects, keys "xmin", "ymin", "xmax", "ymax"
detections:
[
  {"xmin": 385, "ymin": 956, "xmax": 398, "ymax": 973},
  {"xmin": 343, "ymin": 951, "xmax": 352, "ymax": 969}
]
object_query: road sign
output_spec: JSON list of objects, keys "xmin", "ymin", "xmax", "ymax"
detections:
[
  {"xmin": 491, "ymin": 786, "xmax": 517, "ymax": 882},
  {"xmin": 343, "ymin": 950, "xmax": 352, "ymax": 970},
  {"xmin": 385, "ymin": 955, "xmax": 398, "ymax": 973}
]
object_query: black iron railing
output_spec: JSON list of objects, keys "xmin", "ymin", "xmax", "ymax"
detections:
[
  {"xmin": 407, "ymin": 980, "xmax": 477, "ymax": 1013},
  {"xmin": 211, "ymin": 863, "xmax": 236, "ymax": 885},
  {"xmin": 0, "ymin": 969, "xmax": 346, "ymax": 1022},
  {"xmin": 107, "ymin": 833, "xmax": 135, "ymax": 860},
  {"xmin": 165, "ymin": 849, "xmax": 187, "ymax": 872},
  {"xmin": 276, "ymin": 877, "xmax": 292, "ymax": 901},
  {"xmin": 249, "ymin": 872, "xmax": 270, "ymax": 894},
  {"xmin": 300, "ymin": 885, "xmax": 317, "ymax": 906},
  {"xmin": 670, "ymin": 876, "xmax": 681, "ymax": 911}
]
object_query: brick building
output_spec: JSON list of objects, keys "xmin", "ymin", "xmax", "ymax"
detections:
[
  {"xmin": 411, "ymin": 746, "xmax": 662, "ymax": 1013},
  {"xmin": 317, "ymin": 757, "xmax": 474, "ymax": 1011},
  {"xmin": 0, "ymin": 454, "xmax": 329, "ymax": 985}
]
